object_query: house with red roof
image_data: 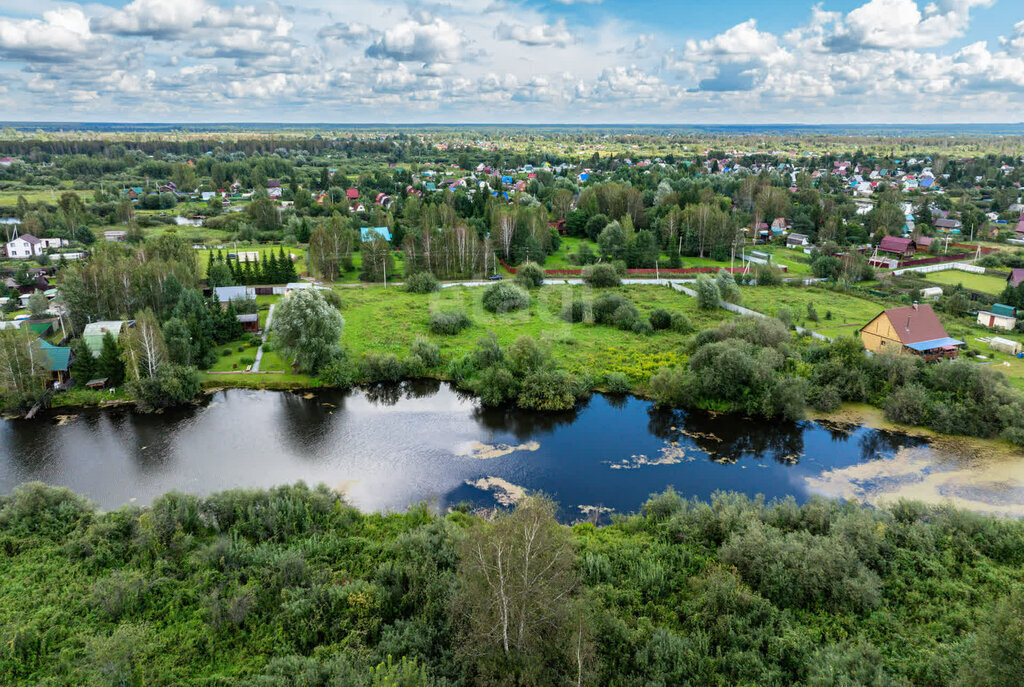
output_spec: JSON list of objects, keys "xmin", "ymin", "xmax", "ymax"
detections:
[
  {"xmin": 346, "ymin": 188, "xmax": 359, "ymax": 201},
  {"xmin": 860, "ymin": 303, "xmax": 963, "ymax": 361},
  {"xmin": 877, "ymin": 236, "xmax": 916, "ymax": 258}
]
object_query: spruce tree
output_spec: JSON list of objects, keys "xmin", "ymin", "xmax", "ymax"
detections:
[
  {"xmin": 97, "ymin": 331, "xmax": 125, "ymax": 386},
  {"xmin": 280, "ymin": 247, "xmax": 297, "ymax": 282},
  {"xmin": 70, "ymin": 338, "xmax": 96, "ymax": 384}
]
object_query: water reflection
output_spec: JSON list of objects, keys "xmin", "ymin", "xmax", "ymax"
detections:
[{"xmin": 0, "ymin": 384, "xmax": 1020, "ymax": 519}]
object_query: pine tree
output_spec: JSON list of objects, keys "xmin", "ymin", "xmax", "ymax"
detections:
[
  {"xmin": 206, "ymin": 251, "xmax": 214, "ymax": 280},
  {"xmin": 230, "ymin": 257, "xmax": 243, "ymax": 284},
  {"xmin": 97, "ymin": 331, "xmax": 125, "ymax": 386},
  {"xmin": 260, "ymin": 251, "xmax": 270, "ymax": 283},
  {"xmin": 242, "ymin": 261, "xmax": 255, "ymax": 285}
]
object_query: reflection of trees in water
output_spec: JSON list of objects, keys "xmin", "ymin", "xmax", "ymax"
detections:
[
  {"xmin": 857, "ymin": 429, "xmax": 928, "ymax": 462},
  {"xmin": 647, "ymin": 406, "xmax": 806, "ymax": 465},
  {"xmin": 815, "ymin": 420, "xmax": 859, "ymax": 442},
  {"xmin": 362, "ymin": 383, "xmax": 403, "ymax": 406},
  {"xmin": 471, "ymin": 402, "xmax": 584, "ymax": 441},
  {"xmin": 275, "ymin": 390, "xmax": 345, "ymax": 457},
  {"xmin": 603, "ymin": 394, "xmax": 628, "ymax": 410}
]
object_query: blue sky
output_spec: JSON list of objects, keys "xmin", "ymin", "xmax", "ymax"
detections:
[{"xmin": 0, "ymin": 0, "xmax": 1022, "ymax": 123}]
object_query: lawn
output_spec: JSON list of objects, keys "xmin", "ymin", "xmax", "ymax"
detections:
[
  {"xmin": 0, "ymin": 189, "xmax": 69, "ymax": 206},
  {"xmin": 335, "ymin": 283, "xmax": 729, "ymax": 387},
  {"xmin": 206, "ymin": 338, "xmax": 261, "ymax": 372},
  {"xmin": 738, "ymin": 285, "xmax": 887, "ymax": 337},
  {"xmin": 917, "ymin": 269, "xmax": 1009, "ymax": 296}
]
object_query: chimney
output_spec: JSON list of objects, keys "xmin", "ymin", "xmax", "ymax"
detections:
[{"xmin": 906, "ymin": 316, "xmax": 911, "ymax": 333}]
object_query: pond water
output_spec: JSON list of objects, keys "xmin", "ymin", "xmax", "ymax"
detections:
[{"xmin": 2, "ymin": 383, "xmax": 1022, "ymax": 518}]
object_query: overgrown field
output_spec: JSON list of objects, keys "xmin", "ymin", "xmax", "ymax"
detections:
[
  {"xmin": 1, "ymin": 482, "xmax": 1022, "ymax": 685},
  {"xmin": 337, "ymin": 283, "xmax": 727, "ymax": 387}
]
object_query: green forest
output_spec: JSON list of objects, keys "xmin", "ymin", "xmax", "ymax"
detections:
[{"xmin": 1, "ymin": 482, "xmax": 1022, "ymax": 686}]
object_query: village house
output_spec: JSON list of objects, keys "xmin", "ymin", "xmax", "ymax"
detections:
[
  {"xmin": 82, "ymin": 320, "xmax": 134, "ymax": 357},
  {"xmin": 877, "ymin": 236, "xmax": 916, "ymax": 258},
  {"xmin": 1008, "ymin": 269, "xmax": 1024, "ymax": 290},
  {"xmin": 786, "ymin": 233, "xmax": 809, "ymax": 248},
  {"xmin": 859, "ymin": 303, "xmax": 964, "ymax": 361},
  {"xmin": 5, "ymin": 234, "xmax": 43, "ymax": 259}
]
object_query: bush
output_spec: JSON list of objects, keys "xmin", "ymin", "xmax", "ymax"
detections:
[
  {"xmin": 474, "ymin": 365, "xmax": 519, "ymax": 407},
  {"xmin": 612, "ymin": 303, "xmax": 640, "ymax": 330},
  {"xmin": 222, "ymin": 349, "xmax": 231, "ymax": 357},
  {"xmin": 239, "ymin": 356, "xmax": 255, "ymax": 365},
  {"xmin": 631, "ymin": 319, "xmax": 654, "ymax": 336},
  {"xmin": 560, "ymin": 300, "xmax": 590, "ymax": 323},
  {"xmin": 670, "ymin": 312, "xmax": 693, "ymax": 334},
  {"xmin": 482, "ymin": 282, "xmax": 530, "ymax": 314},
  {"xmin": 604, "ymin": 372, "xmax": 631, "ymax": 394},
  {"xmin": 410, "ymin": 337, "xmax": 441, "ymax": 368},
  {"xmin": 517, "ymin": 370, "xmax": 576, "ymax": 411},
  {"xmin": 581, "ymin": 263, "xmax": 621, "ymax": 288},
  {"xmin": 695, "ymin": 274, "xmax": 720, "ymax": 310},
  {"xmin": 649, "ymin": 308, "xmax": 671, "ymax": 330},
  {"xmin": 755, "ymin": 265, "xmax": 783, "ymax": 286},
  {"xmin": 593, "ymin": 294, "xmax": 632, "ymax": 325},
  {"xmin": 514, "ymin": 262, "xmax": 544, "ymax": 289},
  {"xmin": 405, "ymin": 271, "xmax": 440, "ymax": 294},
  {"xmin": 319, "ymin": 358, "xmax": 355, "ymax": 388},
  {"xmin": 429, "ymin": 309, "xmax": 471, "ymax": 335},
  {"xmin": 715, "ymin": 270, "xmax": 742, "ymax": 304},
  {"xmin": 129, "ymin": 364, "xmax": 201, "ymax": 412},
  {"xmin": 884, "ymin": 383, "xmax": 929, "ymax": 426},
  {"xmin": 360, "ymin": 353, "xmax": 405, "ymax": 382}
]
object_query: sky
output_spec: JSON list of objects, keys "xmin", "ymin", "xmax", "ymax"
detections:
[{"xmin": 0, "ymin": 0, "xmax": 1023, "ymax": 123}]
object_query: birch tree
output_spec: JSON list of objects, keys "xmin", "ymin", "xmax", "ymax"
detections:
[
  {"xmin": 456, "ymin": 496, "xmax": 583, "ymax": 680},
  {"xmin": 0, "ymin": 327, "xmax": 49, "ymax": 409},
  {"xmin": 120, "ymin": 308, "xmax": 167, "ymax": 381}
]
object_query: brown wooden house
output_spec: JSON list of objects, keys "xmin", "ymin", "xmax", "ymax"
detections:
[{"xmin": 859, "ymin": 303, "xmax": 963, "ymax": 361}]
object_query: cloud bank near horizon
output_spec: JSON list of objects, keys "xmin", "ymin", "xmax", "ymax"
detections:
[{"xmin": 0, "ymin": 0, "xmax": 1021, "ymax": 123}]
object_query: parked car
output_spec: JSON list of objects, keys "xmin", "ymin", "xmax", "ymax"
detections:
[{"xmin": 488, "ymin": 274, "xmax": 504, "ymax": 281}]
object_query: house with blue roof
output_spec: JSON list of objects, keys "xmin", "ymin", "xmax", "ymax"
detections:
[{"xmin": 360, "ymin": 227, "xmax": 392, "ymax": 242}]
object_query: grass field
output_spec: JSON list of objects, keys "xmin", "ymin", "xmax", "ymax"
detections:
[
  {"xmin": 335, "ymin": 283, "xmax": 728, "ymax": 387},
  {"xmin": 738, "ymin": 285, "xmax": 886, "ymax": 336},
  {"xmin": 207, "ymin": 339, "xmax": 261, "ymax": 372},
  {"xmin": 0, "ymin": 189, "xmax": 68, "ymax": 206},
  {"xmin": 918, "ymin": 269, "xmax": 1009, "ymax": 295}
]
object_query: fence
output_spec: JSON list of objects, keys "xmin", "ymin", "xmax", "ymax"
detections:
[
  {"xmin": 893, "ymin": 262, "xmax": 986, "ymax": 276},
  {"xmin": 499, "ymin": 259, "xmax": 784, "ymax": 276}
]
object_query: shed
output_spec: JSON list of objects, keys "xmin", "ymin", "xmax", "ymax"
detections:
[
  {"xmin": 236, "ymin": 313, "xmax": 259, "ymax": 332},
  {"xmin": 39, "ymin": 340, "xmax": 71, "ymax": 384},
  {"xmin": 786, "ymin": 233, "xmax": 809, "ymax": 247},
  {"xmin": 213, "ymin": 286, "xmax": 255, "ymax": 304},
  {"xmin": 920, "ymin": 286, "xmax": 944, "ymax": 300},
  {"xmin": 977, "ymin": 304, "xmax": 1017, "ymax": 331}
]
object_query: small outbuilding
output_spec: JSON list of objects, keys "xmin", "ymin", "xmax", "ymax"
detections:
[
  {"xmin": 989, "ymin": 337, "xmax": 1022, "ymax": 356},
  {"xmin": 977, "ymin": 303, "xmax": 1016, "ymax": 330},
  {"xmin": 236, "ymin": 313, "xmax": 259, "ymax": 332}
]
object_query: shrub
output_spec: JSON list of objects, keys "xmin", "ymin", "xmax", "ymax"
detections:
[
  {"xmin": 239, "ymin": 356, "xmax": 255, "ymax": 365},
  {"xmin": 403, "ymin": 354, "xmax": 425, "ymax": 377},
  {"xmin": 631, "ymin": 319, "xmax": 654, "ymax": 336},
  {"xmin": 648, "ymin": 367, "xmax": 687, "ymax": 406},
  {"xmin": 812, "ymin": 385, "xmax": 842, "ymax": 412},
  {"xmin": 517, "ymin": 370, "xmax": 576, "ymax": 411},
  {"xmin": 237, "ymin": 345, "xmax": 245, "ymax": 352},
  {"xmin": 473, "ymin": 333, "xmax": 505, "ymax": 368},
  {"xmin": 482, "ymin": 282, "xmax": 530, "ymax": 314},
  {"xmin": 593, "ymin": 294, "xmax": 632, "ymax": 325},
  {"xmin": 560, "ymin": 300, "xmax": 590, "ymax": 323},
  {"xmin": 474, "ymin": 365, "xmax": 519, "ymax": 407},
  {"xmin": 410, "ymin": 337, "xmax": 441, "ymax": 368},
  {"xmin": 222, "ymin": 349, "xmax": 231, "ymax": 357},
  {"xmin": 612, "ymin": 303, "xmax": 640, "ymax": 330},
  {"xmin": 670, "ymin": 312, "xmax": 693, "ymax": 334},
  {"xmin": 649, "ymin": 308, "xmax": 671, "ymax": 330},
  {"xmin": 884, "ymin": 383, "xmax": 929, "ymax": 426},
  {"xmin": 405, "ymin": 271, "xmax": 440, "ymax": 294},
  {"xmin": 715, "ymin": 270, "xmax": 742, "ymax": 304},
  {"xmin": 755, "ymin": 265, "xmax": 783, "ymax": 286},
  {"xmin": 581, "ymin": 263, "xmax": 621, "ymax": 287},
  {"xmin": 604, "ymin": 372, "xmax": 631, "ymax": 394},
  {"xmin": 507, "ymin": 336, "xmax": 548, "ymax": 375},
  {"xmin": 319, "ymin": 359, "xmax": 355, "ymax": 388},
  {"xmin": 695, "ymin": 274, "xmax": 720, "ymax": 310},
  {"xmin": 360, "ymin": 353, "xmax": 405, "ymax": 382},
  {"xmin": 129, "ymin": 363, "xmax": 201, "ymax": 412},
  {"xmin": 429, "ymin": 309, "xmax": 471, "ymax": 335},
  {"xmin": 514, "ymin": 262, "xmax": 545, "ymax": 289}
]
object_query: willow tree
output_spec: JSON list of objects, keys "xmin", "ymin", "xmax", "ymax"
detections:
[{"xmin": 271, "ymin": 288, "xmax": 343, "ymax": 373}]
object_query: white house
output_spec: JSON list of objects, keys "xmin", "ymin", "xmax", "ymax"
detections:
[{"xmin": 6, "ymin": 234, "xmax": 43, "ymax": 259}]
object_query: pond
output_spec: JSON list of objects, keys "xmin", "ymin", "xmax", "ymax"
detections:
[{"xmin": 2, "ymin": 382, "xmax": 1022, "ymax": 518}]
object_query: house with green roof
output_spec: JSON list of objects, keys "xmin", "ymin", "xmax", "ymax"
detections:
[
  {"xmin": 39, "ymin": 340, "xmax": 72, "ymax": 385},
  {"xmin": 82, "ymin": 320, "xmax": 132, "ymax": 357}
]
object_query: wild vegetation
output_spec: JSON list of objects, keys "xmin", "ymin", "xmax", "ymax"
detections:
[{"xmin": 1, "ymin": 482, "xmax": 1022, "ymax": 686}]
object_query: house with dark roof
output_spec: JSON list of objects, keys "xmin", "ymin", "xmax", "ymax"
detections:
[
  {"xmin": 859, "ymin": 303, "xmax": 963, "ymax": 361},
  {"xmin": 877, "ymin": 236, "xmax": 916, "ymax": 257},
  {"xmin": 1008, "ymin": 268, "xmax": 1024, "ymax": 289},
  {"xmin": 6, "ymin": 234, "xmax": 43, "ymax": 259}
]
